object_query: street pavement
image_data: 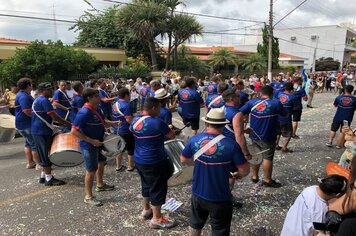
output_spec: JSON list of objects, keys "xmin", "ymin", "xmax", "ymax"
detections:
[{"xmin": 0, "ymin": 92, "xmax": 346, "ymax": 236}]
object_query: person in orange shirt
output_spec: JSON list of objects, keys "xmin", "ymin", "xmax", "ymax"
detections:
[{"xmin": 5, "ymin": 84, "xmax": 18, "ymax": 115}]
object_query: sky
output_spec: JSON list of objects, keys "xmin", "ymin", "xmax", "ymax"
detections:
[{"xmin": 0, "ymin": 0, "xmax": 355, "ymax": 46}]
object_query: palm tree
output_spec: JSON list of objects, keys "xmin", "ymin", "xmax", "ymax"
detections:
[
  {"xmin": 242, "ymin": 54, "xmax": 267, "ymax": 73},
  {"xmin": 178, "ymin": 44, "xmax": 192, "ymax": 59},
  {"xmin": 208, "ymin": 48, "xmax": 239, "ymax": 72},
  {"xmin": 119, "ymin": 0, "xmax": 168, "ymax": 71}
]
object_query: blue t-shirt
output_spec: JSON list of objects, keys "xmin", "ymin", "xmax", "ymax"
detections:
[
  {"xmin": 112, "ymin": 100, "xmax": 132, "ymax": 135},
  {"xmin": 207, "ymin": 83, "xmax": 218, "ymax": 95},
  {"xmin": 159, "ymin": 107, "xmax": 172, "ymax": 125},
  {"xmin": 333, "ymin": 95, "xmax": 356, "ymax": 123},
  {"xmin": 140, "ymin": 86, "xmax": 150, "ymax": 105},
  {"xmin": 98, "ymin": 88, "xmax": 111, "ymax": 116},
  {"xmin": 205, "ymin": 94, "xmax": 225, "ymax": 111},
  {"xmin": 278, "ymin": 92, "xmax": 297, "ymax": 124},
  {"xmin": 72, "ymin": 104, "xmax": 106, "ymax": 150},
  {"xmin": 237, "ymin": 91, "xmax": 249, "ymax": 108},
  {"xmin": 71, "ymin": 94, "xmax": 84, "ymax": 121},
  {"xmin": 239, "ymin": 98, "xmax": 285, "ymax": 142},
  {"xmin": 31, "ymin": 95, "xmax": 55, "ymax": 136},
  {"xmin": 293, "ymin": 87, "xmax": 307, "ymax": 111},
  {"xmin": 53, "ymin": 89, "xmax": 71, "ymax": 119},
  {"xmin": 178, "ymin": 87, "xmax": 204, "ymax": 119},
  {"xmin": 181, "ymin": 133, "xmax": 246, "ymax": 202},
  {"xmin": 130, "ymin": 115, "xmax": 170, "ymax": 165},
  {"xmin": 223, "ymin": 105, "xmax": 240, "ymax": 139},
  {"xmin": 15, "ymin": 90, "xmax": 33, "ymax": 130},
  {"xmin": 271, "ymin": 81, "xmax": 286, "ymax": 99}
]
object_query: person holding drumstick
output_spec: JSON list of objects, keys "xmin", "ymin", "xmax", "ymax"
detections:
[
  {"xmin": 32, "ymin": 82, "xmax": 72, "ymax": 186},
  {"xmin": 70, "ymin": 81, "xmax": 85, "ymax": 121},
  {"xmin": 53, "ymin": 80, "xmax": 72, "ymax": 132},
  {"xmin": 71, "ymin": 88, "xmax": 121, "ymax": 206}
]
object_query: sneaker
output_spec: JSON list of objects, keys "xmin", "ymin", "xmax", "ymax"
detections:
[
  {"xmin": 292, "ymin": 135, "xmax": 300, "ymax": 139},
  {"xmin": 149, "ymin": 217, "xmax": 177, "ymax": 229},
  {"xmin": 39, "ymin": 177, "xmax": 45, "ymax": 184},
  {"xmin": 26, "ymin": 163, "xmax": 36, "ymax": 169},
  {"xmin": 84, "ymin": 196, "xmax": 103, "ymax": 206},
  {"xmin": 139, "ymin": 209, "xmax": 153, "ymax": 221},
  {"xmin": 326, "ymin": 142, "xmax": 333, "ymax": 147},
  {"xmin": 95, "ymin": 183, "xmax": 114, "ymax": 192},
  {"xmin": 262, "ymin": 179, "xmax": 282, "ymax": 188},
  {"xmin": 45, "ymin": 177, "xmax": 66, "ymax": 186}
]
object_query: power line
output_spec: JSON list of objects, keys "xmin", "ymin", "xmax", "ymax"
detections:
[
  {"xmin": 101, "ymin": 0, "xmax": 265, "ymax": 23},
  {"xmin": 273, "ymin": 0, "xmax": 308, "ymax": 27},
  {"xmin": 207, "ymin": 23, "xmax": 263, "ymax": 33},
  {"xmin": 277, "ymin": 37, "xmax": 345, "ymax": 52}
]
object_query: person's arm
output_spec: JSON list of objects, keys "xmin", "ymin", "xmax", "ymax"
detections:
[
  {"xmin": 233, "ymin": 111, "xmax": 251, "ymax": 160},
  {"xmin": 180, "ymin": 141, "xmax": 193, "ymax": 165},
  {"xmin": 71, "ymin": 127, "xmax": 102, "ymax": 147},
  {"xmin": 19, "ymin": 97, "xmax": 32, "ymax": 117},
  {"xmin": 53, "ymin": 91, "xmax": 70, "ymax": 110},
  {"xmin": 53, "ymin": 101, "xmax": 70, "ymax": 111},
  {"xmin": 49, "ymin": 112, "xmax": 71, "ymax": 126},
  {"xmin": 162, "ymin": 120, "xmax": 176, "ymax": 140}
]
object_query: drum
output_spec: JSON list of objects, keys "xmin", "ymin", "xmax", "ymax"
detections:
[
  {"xmin": 246, "ymin": 139, "xmax": 268, "ymax": 165},
  {"xmin": 49, "ymin": 133, "xmax": 82, "ymax": 167},
  {"xmin": 101, "ymin": 133, "xmax": 126, "ymax": 158},
  {"xmin": 0, "ymin": 114, "xmax": 16, "ymax": 143},
  {"xmin": 172, "ymin": 118, "xmax": 190, "ymax": 143},
  {"xmin": 165, "ymin": 139, "xmax": 193, "ymax": 187}
]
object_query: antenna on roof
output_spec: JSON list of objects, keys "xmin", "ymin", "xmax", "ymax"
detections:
[{"xmin": 52, "ymin": 3, "xmax": 58, "ymax": 41}]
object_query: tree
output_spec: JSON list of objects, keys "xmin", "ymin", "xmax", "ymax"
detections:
[
  {"xmin": 0, "ymin": 41, "xmax": 97, "ymax": 86},
  {"xmin": 119, "ymin": 0, "xmax": 169, "ymax": 71},
  {"xmin": 208, "ymin": 48, "xmax": 239, "ymax": 72},
  {"xmin": 257, "ymin": 25, "xmax": 280, "ymax": 69},
  {"xmin": 315, "ymin": 57, "xmax": 340, "ymax": 71},
  {"xmin": 241, "ymin": 54, "xmax": 267, "ymax": 73}
]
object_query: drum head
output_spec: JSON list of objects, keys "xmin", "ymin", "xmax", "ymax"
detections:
[
  {"xmin": 49, "ymin": 151, "xmax": 83, "ymax": 167},
  {"xmin": 247, "ymin": 142, "xmax": 264, "ymax": 165},
  {"xmin": 168, "ymin": 166, "xmax": 194, "ymax": 187},
  {"xmin": 102, "ymin": 134, "xmax": 126, "ymax": 157}
]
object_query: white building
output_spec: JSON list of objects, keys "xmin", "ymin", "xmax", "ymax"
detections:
[{"xmin": 239, "ymin": 25, "xmax": 356, "ymax": 70}]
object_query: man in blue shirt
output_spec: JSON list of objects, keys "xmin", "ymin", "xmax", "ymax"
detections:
[
  {"xmin": 178, "ymin": 77, "xmax": 204, "ymax": 135},
  {"xmin": 71, "ymin": 81, "xmax": 85, "ymax": 122},
  {"xmin": 205, "ymin": 82, "xmax": 227, "ymax": 111},
  {"xmin": 32, "ymin": 82, "xmax": 72, "ymax": 186},
  {"xmin": 72, "ymin": 88, "xmax": 120, "ymax": 206},
  {"xmin": 207, "ymin": 76, "xmax": 218, "ymax": 95},
  {"xmin": 270, "ymin": 74, "xmax": 286, "ymax": 99},
  {"xmin": 149, "ymin": 80, "xmax": 161, "ymax": 97},
  {"xmin": 326, "ymin": 85, "xmax": 356, "ymax": 148},
  {"xmin": 97, "ymin": 78, "xmax": 116, "ymax": 120},
  {"xmin": 130, "ymin": 97, "xmax": 176, "ymax": 229},
  {"xmin": 292, "ymin": 77, "xmax": 308, "ymax": 139},
  {"xmin": 276, "ymin": 83, "xmax": 297, "ymax": 153},
  {"xmin": 180, "ymin": 108, "xmax": 249, "ymax": 236},
  {"xmin": 112, "ymin": 88, "xmax": 135, "ymax": 172},
  {"xmin": 15, "ymin": 78, "xmax": 40, "ymax": 170},
  {"xmin": 235, "ymin": 81, "xmax": 249, "ymax": 109},
  {"xmin": 139, "ymin": 82, "xmax": 149, "ymax": 112},
  {"xmin": 234, "ymin": 85, "xmax": 285, "ymax": 188},
  {"xmin": 53, "ymin": 80, "xmax": 71, "ymax": 120}
]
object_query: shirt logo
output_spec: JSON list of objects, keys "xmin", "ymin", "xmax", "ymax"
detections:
[
  {"xmin": 341, "ymin": 97, "xmax": 352, "ymax": 106},
  {"xmin": 181, "ymin": 91, "xmax": 190, "ymax": 100},
  {"xmin": 194, "ymin": 137, "xmax": 225, "ymax": 158},
  {"xmin": 140, "ymin": 88, "xmax": 147, "ymax": 96},
  {"xmin": 200, "ymin": 139, "xmax": 218, "ymax": 155},
  {"xmin": 255, "ymin": 102, "xmax": 267, "ymax": 112},
  {"xmin": 208, "ymin": 85, "xmax": 214, "ymax": 92},
  {"xmin": 279, "ymin": 94, "xmax": 288, "ymax": 104}
]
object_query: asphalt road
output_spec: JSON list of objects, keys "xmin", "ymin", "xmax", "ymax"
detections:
[{"xmin": 0, "ymin": 92, "xmax": 346, "ymax": 236}]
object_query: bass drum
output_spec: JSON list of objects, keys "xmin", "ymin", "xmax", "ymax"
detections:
[
  {"xmin": 101, "ymin": 133, "xmax": 126, "ymax": 158},
  {"xmin": 0, "ymin": 114, "xmax": 16, "ymax": 143},
  {"xmin": 165, "ymin": 139, "xmax": 193, "ymax": 187},
  {"xmin": 49, "ymin": 133, "xmax": 82, "ymax": 167}
]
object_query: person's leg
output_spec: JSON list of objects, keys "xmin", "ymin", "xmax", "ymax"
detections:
[
  {"xmin": 262, "ymin": 159, "xmax": 273, "ymax": 182},
  {"xmin": 96, "ymin": 160, "xmax": 105, "ymax": 187},
  {"xmin": 251, "ymin": 164, "xmax": 260, "ymax": 181},
  {"xmin": 24, "ymin": 147, "xmax": 34, "ymax": 167},
  {"xmin": 127, "ymin": 154, "xmax": 134, "ymax": 170},
  {"xmin": 292, "ymin": 121, "xmax": 298, "ymax": 137},
  {"xmin": 85, "ymin": 171, "xmax": 96, "ymax": 198},
  {"xmin": 276, "ymin": 135, "xmax": 281, "ymax": 149},
  {"xmin": 142, "ymin": 197, "xmax": 150, "ymax": 211},
  {"xmin": 115, "ymin": 152, "xmax": 123, "ymax": 169},
  {"xmin": 209, "ymin": 200, "xmax": 233, "ymax": 236},
  {"xmin": 189, "ymin": 195, "xmax": 208, "ymax": 236},
  {"xmin": 282, "ymin": 137, "xmax": 292, "ymax": 150}
]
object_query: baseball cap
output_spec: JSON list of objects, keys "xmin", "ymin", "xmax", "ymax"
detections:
[{"xmin": 38, "ymin": 82, "xmax": 53, "ymax": 90}]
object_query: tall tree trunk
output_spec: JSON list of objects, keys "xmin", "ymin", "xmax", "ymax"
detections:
[
  {"xmin": 174, "ymin": 44, "xmax": 178, "ymax": 71},
  {"xmin": 148, "ymin": 40, "xmax": 158, "ymax": 71},
  {"xmin": 165, "ymin": 31, "xmax": 172, "ymax": 70}
]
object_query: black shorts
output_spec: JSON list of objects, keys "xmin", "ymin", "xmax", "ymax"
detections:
[
  {"xmin": 183, "ymin": 117, "xmax": 200, "ymax": 131},
  {"xmin": 190, "ymin": 195, "xmax": 232, "ymax": 236},
  {"xmin": 252, "ymin": 140, "xmax": 276, "ymax": 161},
  {"xmin": 278, "ymin": 122, "xmax": 293, "ymax": 138},
  {"xmin": 135, "ymin": 159, "xmax": 171, "ymax": 206},
  {"xmin": 292, "ymin": 110, "xmax": 302, "ymax": 122},
  {"xmin": 331, "ymin": 121, "xmax": 344, "ymax": 132},
  {"xmin": 121, "ymin": 133, "xmax": 135, "ymax": 156}
]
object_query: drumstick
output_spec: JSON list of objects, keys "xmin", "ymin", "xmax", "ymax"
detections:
[
  {"xmin": 251, "ymin": 149, "xmax": 270, "ymax": 156},
  {"xmin": 65, "ymin": 110, "xmax": 70, "ymax": 120},
  {"xmin": 102, "ymin": 136, "xmax": 120, "ymax": 143}
]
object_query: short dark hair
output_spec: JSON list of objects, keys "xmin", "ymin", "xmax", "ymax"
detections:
[
  {"xmin": 208, "ymin": 123, "xmax": 225, "ymax": 130},
  {"xmin": 345, "ymin": 85, "xmax": 354, "ymax": 94},
  {"xmin": 118, "ymin": 88, "xmax": 130, "ymax": 99},
  {"xmin": 17, "ymin": 78, "xmax": 32, "ymax": 90},
  {"xmin": 83, "ymin": 88, "xmax": 99, "ymax": 102},
  {"xmin": 143, "ymin": 97, "xmax": 160, "ymax": 111},
  {"xmin": 97, "ymin": 78, "xmax": 105, "ymax": 85},
  {"xmin": 185, "ymin": 77, "xmax": 196, "ymax": 88},
  {"xmin": 218, "ymin": 82, "xmax": 228, "ymax": 94},
  {"xmin": 261, "ymin": 85, "xmax": 274, "ymax": 97},
  {"xmin": 222, "ymin": 89, "xmax": 238, "ymax": 102},
  {"xmin": 211, "ymin": 76, "xmax": 218, "ymax": 83},
  {"xmin": 285, "ymin": 82, "xmax": 293, "ymax": 91},
  {"xmin": 319, "ymin": 175, "xmax": 347, "ymax": 195},
  {"xmin": 72, "ymin": 81, "xmax": 83, "ymax": 92}
]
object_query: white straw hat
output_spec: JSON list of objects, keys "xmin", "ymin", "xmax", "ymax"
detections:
[
  {"xmin": 201, "ymin": 108, "xmax": 229, "ymax": 124},
  {"xmin": 154, "ymin": 88, "xmax": 170, "ymax": 99}
]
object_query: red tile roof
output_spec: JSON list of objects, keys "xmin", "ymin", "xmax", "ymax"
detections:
[
  {"xmin": 279, "ymin": 53, "xmax": 303, "ymax": 59},
  {"xmin": 0, "ymin": 37, "xmax": 31, "ymax": 45}
]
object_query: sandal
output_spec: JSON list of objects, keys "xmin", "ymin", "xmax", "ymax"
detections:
[
  {"xmin": 251, "ymin": 177, "xmax": 259, "ymax": 184},
  {"xmin": 275, "ymin": 146, "xmax": 282, "ymax": 151},
  {"xmin": 127, "ymin": 167, "xmax": 136, "ymax": 172},
  {"xmin": 281, "ymin": 147, "xmax": 293, "ymax": 153},
  {"xmin": 116, "ymin": 165, "xmax": 126, "ymax": 172},
  {"xmin": 263, "ymin": 179, "xmax": 282, "ymax": 188}
]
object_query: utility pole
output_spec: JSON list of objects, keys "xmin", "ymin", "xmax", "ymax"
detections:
[
  {"xmin": 268, "ymin": 0, "xmax": 273, "ymax": 82},
  {"xmin": 52, "ymin": 4, "xmax": 58, "ymax": 41},
  {"xmin": 312, "ymin": 36, "xmax": 319, "ymax": 73}
]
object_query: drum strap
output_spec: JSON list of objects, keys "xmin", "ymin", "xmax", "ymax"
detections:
[
  {"xmin": 193, "ymin": 134, "xmax": 225, "ymax": 161},
  {"xmin": 114, "ymin": 101, "xmax": 125, "ymax": 116},
  {"xmin": 133, "ymin": 116, "xmax": 149, "ymax": 130},
  {"xmin": 225, "ymin": 124, "xmax": 234, "ymax": 133},
  {"xmin": 83, "ymin": 104, "xmax": 105, "ymax": 127},
  {"xmin": 57, "ymin": 89, "xmax": 72, "ymax": 106},
  {"xmin": 31, "ymin": 99, "xmax": 55, "ymax": 132},
  {"xmin": 208, "ymin": 95, "xmax": 222, "ymax": 108}
]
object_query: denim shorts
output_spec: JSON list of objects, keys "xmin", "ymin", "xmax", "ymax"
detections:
[
  {"xmin": 32, "ymin": 135, "xmax": 53, "ymax": 167},
  {"xmin": 17, "ymin": 128, "xmax": 37, "ymax": 151},
  {"xmin": 80, "ymin": 147, "xmax": 107, "ymax": 172}
]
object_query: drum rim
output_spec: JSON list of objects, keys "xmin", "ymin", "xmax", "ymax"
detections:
[
  {"xmin": 164, "ymin": 139, "xmax": 185, "ymax": 145},
  {"xmin": 49, "ymin": 150, "xmax": 84, "ymax": 167}
]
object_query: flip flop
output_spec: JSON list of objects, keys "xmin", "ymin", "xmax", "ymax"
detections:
[
  {"xmin": 116, "ymin": 165, "xmax": 126, "ymax": 172},
  {"xmin": 127, "ymin": 167, "xmax": 136, "ymax": 172}
]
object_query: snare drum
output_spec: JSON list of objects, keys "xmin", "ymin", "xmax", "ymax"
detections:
[
  {"xmin": 164, "ymin": 139, "xmax": 193, "ymax": 187},
  {"xmin": 101, "ymin": 133, "xmax": 126, "ymax": 158},
  {"xmin": 49, "ymin": 133, "xmax": 82, "ymax": 167},
  {"xmin": 0, "ymin": 114, "xmax": 16, "ymax": 143}
]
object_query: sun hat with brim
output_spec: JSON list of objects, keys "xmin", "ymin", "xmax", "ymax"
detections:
[
  {"xmin": 201, "ymin": 108, "xmax": 229, "ymax": 124},
  {"xmin": 154, "ymin": 88, "xmax": 170, "ymax": 99},
  {"xmin": 38, "ymin": 82, "xmax": 53, "ymax": 90}
]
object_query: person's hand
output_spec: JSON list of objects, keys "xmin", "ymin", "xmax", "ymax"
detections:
[
  {"xmin": 342, "ymin": 126, "xmax": 353, "ymax": 136},
  {"xmin": 91, "ymin": 139, "xmax": 103, "ymax": 147},
  {"xmin": 174, "ymin": 129, "xmax": 182, "ymax": 136},
  {"xmin": 244, "ymin": 128, "xmax": 253, "ymax": 135},
  {"xmin": 244, "ymin": 153, "xmax": 252, "ymax": 161},
  {"xmin": 231, "ymin": 171, "xmax": 240, "ymax": 179},
  {"xmin": 115, "ymin": 120, "xmax": 122, "ymax": 127}
]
